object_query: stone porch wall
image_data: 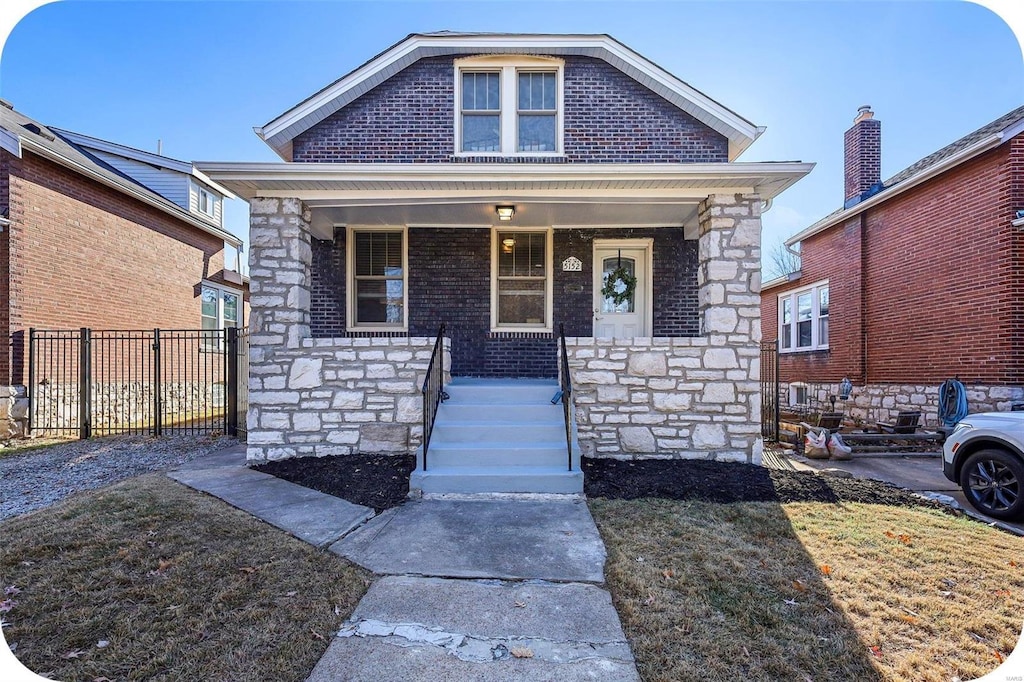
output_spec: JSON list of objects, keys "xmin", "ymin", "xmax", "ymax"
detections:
[
  {"xmin": 247, "ymin": 336, "xmax": 449, "ymax": 461},
  {"xmin": 565, "ymin": 337, "xmax": 760, "ymax": 462},
  {"xmin": 781, "ymin": 381, "xmax": 1024, "ymax": 428}
]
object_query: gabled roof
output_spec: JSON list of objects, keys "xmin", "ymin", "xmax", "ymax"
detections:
[
  {"xmin": 52, "ymin": 128, "xmax": 238, "ymax": 200},
  {"xmin": 0, "ymin": 102, "xmax": 241, "ymax": 247},
  {"xmin": 786, "ymin": 105, "xmax": 1024, "ymax": 247},
  {"xmin": 256, "ymin": 32, "xmax": 764, "ymax": 162}
]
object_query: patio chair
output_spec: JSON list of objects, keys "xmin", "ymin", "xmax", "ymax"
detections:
[{"xmin": 878, "ymin": 410, "xmax": 921, "ymax": 434}]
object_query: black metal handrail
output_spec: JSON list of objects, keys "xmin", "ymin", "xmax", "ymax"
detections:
[
  {"xmin": 558, "ymin": 323, "xmax": 573, "ymax": 471},
  {"xmin": 421, "ymin": 324, "xmax": 448, "ymax": 470}
]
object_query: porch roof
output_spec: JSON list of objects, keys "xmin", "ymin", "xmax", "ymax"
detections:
[{"xmin": 198, "ymin": 161, "xmax": 813, "ymax": 239}]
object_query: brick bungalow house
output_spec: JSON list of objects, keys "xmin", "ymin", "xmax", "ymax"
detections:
[
  {"xmin": 0, "ymin": 102, "xmax": 247, "ymax": 437},
  {"xmin": 761, "ymin": 105, "xmax": 1024, "ymax": 424},
  {"xmin": 200, "ymin": 32, "xmax": 812, "ymax": 492}
]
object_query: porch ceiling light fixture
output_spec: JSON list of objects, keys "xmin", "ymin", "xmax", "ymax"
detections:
[
  {"xmin": 502, "ymin": 237, "xmax": 516, "ymax": 248},
  {"xmin": 496, "ymin": 205, "xmax": 515, "ymax": 221}
]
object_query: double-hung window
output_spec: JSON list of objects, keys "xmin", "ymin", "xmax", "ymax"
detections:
[
  {"xmin": 201, "ymin": 283, "xmax": 241, "ymax": 349},
  {"xmin": 778, "ymin": 281, "xmax": 829, "ymax": 352},
  {"xmin": 347, "ymin": 227, "xmax": 407, "ymax": 331},
  {"xmin": 456, "ymin": 57, "xmax": 563, "ymax": 156},
  {"xmin": 492, "ymin": 229, "xmax": 552, "ymax": 331}
]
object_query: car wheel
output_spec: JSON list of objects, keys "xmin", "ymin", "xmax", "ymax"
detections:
[{"xmin": 960, "ymin": 448, "xmax": 1024, "ymax": 521}]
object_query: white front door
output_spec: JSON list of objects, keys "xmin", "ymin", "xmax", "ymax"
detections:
[{"xmin": 593, "ymin": 240, "xmax": 651, "ymax": 337}]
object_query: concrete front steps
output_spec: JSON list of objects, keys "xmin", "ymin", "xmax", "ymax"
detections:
[{"xmin": 410, "ymin": 378, "xmax": 583, "ymax": 494}]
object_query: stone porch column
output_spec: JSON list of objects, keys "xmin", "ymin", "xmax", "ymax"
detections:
[
  {"xmin": 696, "ymin": 193, "xmax": 763, "ymax": 461},
  {"xmin": 246, "ymin": 197, "xmax": 313, "ymax": 461}
]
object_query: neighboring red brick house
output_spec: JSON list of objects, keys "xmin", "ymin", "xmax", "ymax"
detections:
[
  {"xmin": 0, "ymin": 102, "xmax": 247, "ymax": 436},
  {"xmin": 762, "ymin": 105, "xmax": 1024, "ymax": 423}
]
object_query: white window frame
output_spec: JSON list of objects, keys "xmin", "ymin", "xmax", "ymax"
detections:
[
  {"xmin": 778, "ymin": 280, "xmax": 829, "ymax": 353},
  {"xmin": 346, "ymin": 225, "xmax": 409, "ymax": 333},
  {"xmin": 789, "ymin": 382, "xmax": 809, "ymax": 407},
  {"xmin": 490, "ymin": 226, "xmax": 553, "ymax": 333},
  {"xmin": 200, "ymin": 281, "xmax": 242, "ymax": 350},
  {"xmin": 454, "ymin": 55, "xmax": 564, "ymax": 157},
  {"xmin": 191, "ymin": 180, "xmax": 220, "ymax": 220}
]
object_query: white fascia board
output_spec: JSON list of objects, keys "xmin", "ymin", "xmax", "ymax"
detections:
[
  {"xmin": 784, "ymin": 133, "xmax": 1005, "ymax": 247},
  {"xmin": 257, "ymin": 34, "xmax": 760, "ymax": 159},
  {"xmin": 1012, "ymin": 217, "xmax": 1024, "ymax": 227},
  {"xmin": 190, "ymin": 168, "xmax": 238, "ymax": 200},
  {"xmin": 0, "ymin": 126, "xmax": 22, "ymax": 157},
  {"xmin": 22, "ymin": 138, "xmax": 242, "ymax": 248}
]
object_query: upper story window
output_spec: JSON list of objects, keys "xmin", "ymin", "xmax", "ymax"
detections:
[
  {"xmin": 192, "ymin": 180, "xmax": 220, "ymax": 221},
  {"xmin": 455, "ymin": 56, "xmax": 563, "ymax": 156},
  {"xmin": 778, "ymin": 281, "xmax": 829, "ymax": 353}
]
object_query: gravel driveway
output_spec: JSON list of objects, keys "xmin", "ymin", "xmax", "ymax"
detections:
[{"xmin": 0, "ymin": 434, "xmax": 236, "ymax": 521}]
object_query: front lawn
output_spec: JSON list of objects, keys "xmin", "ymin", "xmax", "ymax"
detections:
[
  {"xmin": 0, "ymin": 474, "xmax": 371, "ymax": 681},
  {"xmin": 590, "ymin": 497, "xmax": 1024, "ymax": 682}
]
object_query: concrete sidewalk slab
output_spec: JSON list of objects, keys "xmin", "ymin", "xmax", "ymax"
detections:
[
  {"xmin": 168, "ymin": 458, "xmax": 375, "ymax": 547},
  {"xmin": 329, "ymin": 497, "xmax": 606, "ymax": 583},
  {"xmin": 307, "ymin": 575, "xmax": 638, "ymax": 682}
]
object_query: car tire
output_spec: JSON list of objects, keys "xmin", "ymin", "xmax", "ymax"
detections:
[{"xmin": 960, "ymin": 448, "xmax": 1024, "ymax": 521}]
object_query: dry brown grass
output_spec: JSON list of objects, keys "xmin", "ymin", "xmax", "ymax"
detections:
[
  {"xmin": 0, "ymin": 474, "xmax": 371, "ymax": 681},
  {"xmin": 590, "ymin": 498, "xmax": 1024, "ymax": 682}
]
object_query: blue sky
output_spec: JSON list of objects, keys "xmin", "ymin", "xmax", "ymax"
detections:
[{"xmin": 0, "ymin": 1, "xmax": 1022, "ymax": 275}]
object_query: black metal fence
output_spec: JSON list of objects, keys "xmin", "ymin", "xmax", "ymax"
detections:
[
  {"xmin": 760, "ymin": 340, "xmax": 780, "ymax": 443},
  {"xmin": 29, "ymin": 327, "xmax": 247, "ymax": 440}
]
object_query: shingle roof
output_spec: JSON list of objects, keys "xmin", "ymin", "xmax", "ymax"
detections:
[
  {"xmin": 0, "ymin": 103, "xmax": 240, "ymax": 246},
  {"xmin": 882, "ymin": 105, "xmax": 1024, "ymax": 188},
  {"xmin": 786, "ymin": 105, "xmax": 1024, "ymax": 246}
]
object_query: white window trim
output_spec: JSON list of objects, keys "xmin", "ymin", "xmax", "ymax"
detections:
[
  {"xmin": 201, "ymin": 281, "xmax": 243, "ymax": 327},
  {"xmin": 788, "ymin": 382, "xmax": 809, "ymax": 407},
  {"xmin": 191, "ymin": 179, "xmax": 220, "ymax": 221},
  {"xmin": 778, "ymin": 279, "xmax": 829, "ymax": 353},
  {"xmin": 490, "ymin": 226, "xmax": 553, "ymax": 333},
  {"xmin": 454, "ymin": 55, "xmax": 564, "ymax": 158},
  {"xmin": 346, "ymin": 225, "xmax": 409, "ymax": 333}
]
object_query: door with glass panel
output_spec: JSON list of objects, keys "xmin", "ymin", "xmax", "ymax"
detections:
[{"xmin": 592, "ymin": 241, "xmax": 650, "ymax": 338}]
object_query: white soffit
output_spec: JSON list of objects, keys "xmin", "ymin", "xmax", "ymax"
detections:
[{"xmin": 257, "ymin": 33, "xmax": 761, "ymax": 161}]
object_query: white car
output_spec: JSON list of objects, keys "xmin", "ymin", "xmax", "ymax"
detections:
[{"xmin": 943, "ymin": 411, "xmax": 1024, "ymax": 520}]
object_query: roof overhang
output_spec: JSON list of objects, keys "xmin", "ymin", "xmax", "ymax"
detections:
[
  {"xmin": 22, "ymin": 137, "xmax": 242, "ymax": 247},
  {"xmin": 198, "ymin": 160, "xmax": 813, "ymax": 240},
  {"xmin": 0, "ymin": 125, "xmax": 22, "ymax": 157},
  {"xmin": 256, "ymin": 33, "xmax": 763, "ymax": 162}
]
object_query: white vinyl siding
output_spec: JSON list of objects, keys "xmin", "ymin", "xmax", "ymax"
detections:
[
  {"xmin": 778, "ymin": 281, "xmax": 829, "ymax": 353},
  {"xmin": 90, "ymin": 149, "xmax": 189, "ymax": 208}
]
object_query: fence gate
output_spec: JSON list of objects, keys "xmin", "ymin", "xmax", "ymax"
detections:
[
  {"xmin": 29, "ymin": 327, "xmax": 245, "ymax": 440},
  {"xmin": 760, "ymin": 340, "xmax": 780, "ymax": 443}
]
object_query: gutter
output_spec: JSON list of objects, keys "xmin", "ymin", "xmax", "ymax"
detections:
[
  {"xmin": 20, "ymin": 137, "xmax": 242, "ymax": 248},
  {"xmin": 785, "ymin": 132, "xmax": 1005, "ymax": 247}
]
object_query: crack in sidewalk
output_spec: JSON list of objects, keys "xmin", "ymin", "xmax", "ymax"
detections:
[{"xmin": 336, "ymin": 617, "xmax": 636, "ymax": 665}]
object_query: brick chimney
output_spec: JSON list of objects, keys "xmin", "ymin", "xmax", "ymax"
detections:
[{"xmin": 844, "ymin": 105, "xmax": 881, "ymax": 207}]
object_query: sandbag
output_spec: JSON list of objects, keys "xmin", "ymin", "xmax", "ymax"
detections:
[
  {"xmin": 828, "ymin": 433, "xmax": 853, "ymax": 461},
  {"xmin": 804, "ymin": 430, "xmax": 830, "ymax": 459}
]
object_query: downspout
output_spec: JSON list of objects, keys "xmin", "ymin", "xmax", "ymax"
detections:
[{"xmin": 859, "ymin": 213, "xmax": 869, "ymax": 385}]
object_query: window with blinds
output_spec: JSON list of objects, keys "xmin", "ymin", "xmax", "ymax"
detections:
[
  {"xmin": 494, "ymin": 230, "xmax": 549, "ymax": 328},
  {"xmin": 350, "ymin": 229, "xmax": 406, "ymax": 328}
]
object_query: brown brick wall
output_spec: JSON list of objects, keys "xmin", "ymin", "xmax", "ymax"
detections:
[
  {"xmin": 0, "ymin": 151, "xmax": 9, "ymax": 385},
  {"xmin": 761, "ymin": 139, "xmax": 1023, "ymax": 387},
  {"xmin": 4, "ymin": 150, "xmax": 233, "ymax": 385}
]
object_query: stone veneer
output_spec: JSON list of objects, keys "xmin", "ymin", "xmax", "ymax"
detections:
[
  {"xmin": 246, "ymin": 197, "xmax": 451, "ymax": 462},
  {"xmin": 562, "ymin": 193, "xmax": 763, "ymax": 463},
  {"xmin": 781, "ymin": 382, "xmax": 1024, "ymax": 428},
  {"xmin": 248, "ymin": 192, "xmax": 762, "ymax": 463}
]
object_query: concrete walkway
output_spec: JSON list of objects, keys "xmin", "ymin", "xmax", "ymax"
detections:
[{"xmin": 168, "ymin": 447, "xmax": 639, "ymax": 681}]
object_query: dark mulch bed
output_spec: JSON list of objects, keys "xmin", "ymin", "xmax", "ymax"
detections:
[
  {"xmin": 254, "ymin": 453, "xmax": 940, "ymax": 512},
  {"xmin": 254, "ymin": 454, "xmax": 415, "ymax": 512},
  {"xmin": 582, "ymin": 457, "xmax": 940, "ymax": 509}
]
